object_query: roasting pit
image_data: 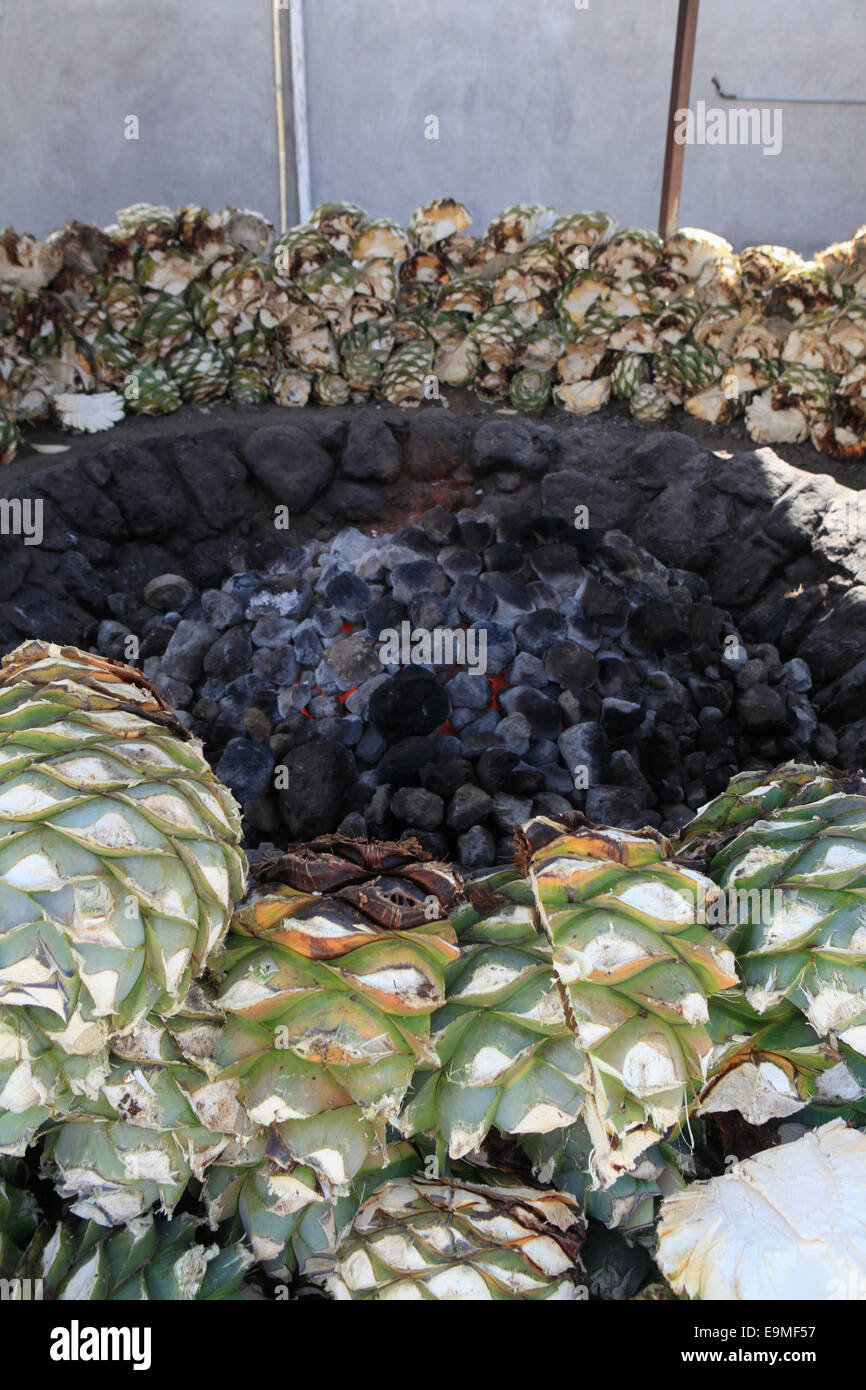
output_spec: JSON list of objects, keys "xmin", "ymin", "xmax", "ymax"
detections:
[{"xmin": 2, "ymin": 398, "xmax": 866, "ymax": 869}]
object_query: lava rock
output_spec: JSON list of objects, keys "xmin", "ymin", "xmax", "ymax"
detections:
[
  {"xmin": 96, "ymin": 620, "xmax": 129, "ymax": 660},
  {"xmin": 277, "ymin": 741, "xmax": 356, "ymax": 838},
  {"xmin": 498, "ymin": 712, "xmax": 532, "ymax": 755},
  {"xmin": 161, "ymin": 619, "xmax": 217, "ymax": 684},
  {"xmin": 143, "ymin": 573, "xmax": 195, "ymax": 612},
  {"xmin": 558, "ymin": 722, "xmax": 611, "ymax": 784},
  {"xmin": 337, "ymin": 811, "xmax": 368, "ymax": 838},
  {"xmin": 498, "ymin": 686, "xmax": 561, "ymax": 740},
  {"xmin": 627, "ymin": 597, "xmax": 691, "ymax": 653},
  {"xmin": 377, "ymin": 736, "xmax": 438, "ymax": 786},
  {"xmin": 84, "ymin": 445, "xmax": 190, "ymax": 539},
  {"xmin": 482, "ymin": 542, "xmax": 522, "ymax": 573},
  {"xmin": 400, "ymin": 829, "xmax": 449, "ymax": 857},
  {"xmin": 580, "ymin": 576, "xmax": 629, "ymax": 629},
  {"xmin": 601, "ymin": 697, "xmax": 644, "ymax": 738},
  {"xmin": 322, "ymin": 571, "xmax": 375, "ymax": 621},
  {"xmin": 247, "ymin": 578, "xmax": 312, "ymax": 621},
  {"xmin": 439, "ymin": 546, "xmax": 483, "ymax": 580},
  {"xmin": 276, "ymin": 681, "xmax": 312, "ymax": 719},
  {"xmin": 457, "ymin": 518, "xmax": 491, "ymax": 551},
  {"xmin": 244, "ymin": 425, "xmax": 335, "ymax": 509},
  {"xmin": 507, "ymin": 653, "xmax": 548, "ymax": 688},
  {"xmin": 533, "ymin": 792, "xmax": 575, "ymax": 819},
  {"xmin": 311, "ymin": 606, "xmax": 344, "ymax": 638},
  {"xmin": 821, "ymin": 657, "xmax": 866, "ymax": 725},
  {"xmin": 316, "ymin": 714, "xmax": 364, "ymax": 746},
  {"xmin": 292, "ymin": 619, "xmax": 325, "ymax": 666},
  {"xmin": 544, "ymin": 639, "xmax": 598, "ymax": 693},
  {"xmin": 515, "ymin": 609, "xmax": 567, "ymax": 654},
  {"xmin": 486, "ymin": 573, "xmax": 535, "ymax": 624},
  {"xmin": 343, "ymin": 673, "xmax": 389, "ymax": 717},
  {"xmin": 447, "ymin": 783, "xmax": 494, "ymax": 830},
  {"xmin": 420, "ymin": 505, "xmax": 459, "ymax": 545},
  {"xmin": 391, "ymin": 560, "xmax": 449, "ymax": 603},
  {"xmin": 420, "ymin": 758, "xmax": 474, "ymax": 800},
  {"xmin": 392, "ymin": 525, "xmax": 438, "ymax": 555},
  {"xmin": 154, "ymin": 675, "xmax": 193, "ymax": 709},
  {"xmin": 216, "ymin": 736, "xmax": 276, "ymax": 804},
  {"xmin": 475, "ymin": 747, "xmax": 519, "ymax": 794},
  {"xmin": 390, "ymin": 786, "xmax": 445, "ymax": 830},
  {"xmin": 249, "ymin": 615, "xmax": 296, "ymax": 649},
  {"xmin": 470, "ymin": 419, "xmax": 554, "ymax": 476},
  {"xmin": 737, "ymin": 683, "xmax": 788, "ymax": 731},
  {"xmin": 369, "ymin": 670, "xmax": 451, "ymax": 741},
  {"xmin": 406, "ymin": 412, "xmax": 467, "ymax": 480},
  {"xmin": 408, "ymin": 592, "xmax": 452, "ymax": 631},
  {"xmin": 584, "ymin": 785, "xmax": 650, "ymax": 828},
  {"xmin": 138, "ymin": 618, "xmax": 178, "ymax": 659},
  {"xmin": 355, "ymin": 726, "xmax": 387, "ymax": 763},
  {"xmin": 36, "ymin": 460, "xmax": 126, "ymax": 539},
  {"xmin": 530, "ymin": 543, "xmax": 584, "ymax": 592},
  {"xmin": 252, "ymin": 645, "xmax": 298, "ymax": 684},
  {"xmin": 204, "ymin": 627, "xmax": 253, "ymax": 683},
  {"xmin": 457, "ymin": 824, "xmax": 496, "ymax": 869},
  {"xmin": 453, "ymin": 576, "xmax": 496, "ymax": 621},
  {"xmin": 472, "ymin": 621, "xmax": 517, "ymax": 675},
  {"xmin": 492, "ymin": 792, "xmax": 533, "ymax": 832},
  {"xmin": 341, "ymin": 412, "xmax": 401, "ymax": 482},
  {"xmin": 446, "ymin": 672, "xmax": 490, "ymax": 710},
  {"xmin": 201, "ymin": 589, "xmax": 245, "ymax": 631},
  {"xmin": 364, "ymin": 595, "xmax": 404, "ymax": 640},
  {"xmin": 322, "ymin": 634, "xmax": 381, "ymax": 689},
  {"xmin": 784, "ymin": 657, "xmax": 812, "ymax": 693},
  {"xmin": 171, "ymin": 440, "xmax": 250, "ymax": 533}
]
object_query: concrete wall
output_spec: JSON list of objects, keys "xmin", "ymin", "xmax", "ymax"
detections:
[
  {"xmin": 0, "ymin": 0, "xmax": 286, "ymax": 234},
  {"xmin": 1, "ymin": 0, "xmax": 863, "ymax": 253}
]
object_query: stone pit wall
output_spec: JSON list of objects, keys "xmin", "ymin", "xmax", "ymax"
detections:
[{"xmin": 2, "ymin": 404, "xmax": 866, "ymax": 768}]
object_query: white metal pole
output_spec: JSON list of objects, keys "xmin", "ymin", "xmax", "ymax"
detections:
[
  {"xmin": 289, "ymin": 0, "xmax": 313, "ymax": 224},
  {"xmin": 271, "ymin": 0, "xmax": 289, "ymax": 234}
]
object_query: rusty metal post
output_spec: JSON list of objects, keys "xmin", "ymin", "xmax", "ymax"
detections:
[{"xmin": 658, "ymin": 0, "xmax": 700, "ymax": 240}]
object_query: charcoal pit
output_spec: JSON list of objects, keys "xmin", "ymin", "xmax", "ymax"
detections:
[{"xmin": 3, "ymin": 399, "xmax": 865, "ymax": 868}]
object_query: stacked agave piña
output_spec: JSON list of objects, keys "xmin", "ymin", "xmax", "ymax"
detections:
[
  {"xmin": 0, "ymin": 656, "xmax": 588, "ymax": 1301},
  {"xmin": 396, "ymin": 866, "xmax": 586, "ymax": 1163},
  {"xmin": 3, "ymin": 197, "xmax": 865, "ymax": 465},
  {"xmin": 0, "ymin": 640, "xmax": 247, "ymax": 1221},
  {"xmin": 5, "ymin": 664, "xmax": 866, "ymax": 1303},
  {"xmin": 305, "ymin": 1173, "xmax": 585, "ymax": 1300},
  {"xmin": 396, "ymin": 811, "xmax": 739, "ymax": 1190},
  {"xmin": 674, "ymin": 761, "xmax": 866, "ymax": 1127},
  {"xmin": 200, "ymin": 835, "xmax": 464, "ymax": 1275},
  {"xmin": 200, "ymin": 837, "xmax": 595, "ymax": 1293},
  {"xmin": 513, "ymin": 815, "xmax": 739, "ymax": 1184},
  {"xmin": 0, "ymin": 1155, "xmax": 253, "ymax": 1300}
]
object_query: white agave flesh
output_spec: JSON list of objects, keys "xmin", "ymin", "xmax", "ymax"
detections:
[
  {"xmin": 657, "ymin": 1121, "xmax": 866, "ymax": 1300},
  {"xmin": 815, "ymin": 1059, "xmax": 865, "ymax": 1103},
  {"xmin": 745, "ymin": 389, "xmax": 811, "ymax": 445},
  {"xmin": 698, "ymin": 1060, "xmax": 807, "ymax": 1125},
  {"xmin": 663, "ymin": 228, "xmax": 732, "ymax": 279},
  {"xmin": 54, "ymin": 391, "xmax": 125, "ymax": 433},
  {"xmin": 554, "ymin": 377, "xmax": 612, "ymax": 415}
]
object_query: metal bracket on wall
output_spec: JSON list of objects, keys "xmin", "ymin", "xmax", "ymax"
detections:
[{"xmin": 711, "ymin": 75, "xmax": 866, "ymax": 105}]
